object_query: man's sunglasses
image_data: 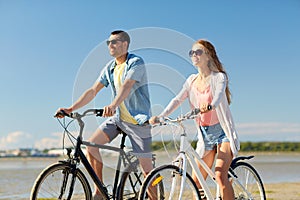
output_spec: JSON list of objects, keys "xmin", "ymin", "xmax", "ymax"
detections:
[
  {"xmin": 189, "ymin": 49, "xmax": 204, "ymax": 57},
  {"xmin": 106, "ymin": 39, "xmax": 123, "ymax": 46}
]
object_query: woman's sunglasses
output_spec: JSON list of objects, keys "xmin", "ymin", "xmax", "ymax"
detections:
[
  {"xmin": 189, "ymin": 49, "xmax": 204, "ymax": 57},
  {"xmin": 106, "ymin": 39, "xmax": 123, "ymax": 46}
]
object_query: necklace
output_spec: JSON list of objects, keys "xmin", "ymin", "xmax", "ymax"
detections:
[{"xmin": 195, "ymin": 73, "xmax": 211, "ymax": 92}]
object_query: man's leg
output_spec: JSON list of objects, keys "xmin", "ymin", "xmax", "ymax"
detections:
[
  {"xmin": 86, "ymin": 129, "xmax": 110, "ymax": 195},
  {"xmin": 120, "ymin": 121, "xmax": 155, "ymax": 198},
  {"xmin": 139, "ymin": 157, "xmax": 157, "ymax": 200},
  {"xmin": 138, "ymin": 157, "xmax": 153, "ymax": 176}
]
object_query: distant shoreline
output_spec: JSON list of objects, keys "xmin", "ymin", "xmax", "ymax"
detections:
[
  {"xmin": 0, "ymin": 155, "xmax": 59, "ymax": 159},
  {"xmin": 152, "ymin": 149, "xmax": 300, "ymax": 154},
  {"xmin": 152, "ymin": 141, "xmax": 300, "ymax": 152},
  {"xmin": 0, "ymin": 156, "xmax": 61, "ymax": 161},
  {"xmin": 1, "ymin": 151, "xmax": 300, "ymax": 159},
  {"xmin": 236, "ymin": 151, "xmax": 300, "ymax": 156}
]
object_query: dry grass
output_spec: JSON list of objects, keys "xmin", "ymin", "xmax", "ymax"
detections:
[{"xmin": 264, "ymin": 182, "xmax": 300, "ymax": 200}]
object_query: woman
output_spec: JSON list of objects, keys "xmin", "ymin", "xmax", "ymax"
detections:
[{"xmin": 150, "ymin": 39, "xmax": 240, "ymax": 200}]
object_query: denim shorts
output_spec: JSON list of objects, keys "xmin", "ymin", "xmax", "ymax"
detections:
[
  {"xmin": 99, "ymin": 116, "xmax": 152, "ymax": 158},
  {"xmin": 199, "ymin": 123, "xmax": 230, "ymax": 151}
]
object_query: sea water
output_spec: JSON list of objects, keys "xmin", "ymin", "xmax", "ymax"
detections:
[{"xmin": 0, "ymin": 152, "xmax": 299, "ymax": 200}]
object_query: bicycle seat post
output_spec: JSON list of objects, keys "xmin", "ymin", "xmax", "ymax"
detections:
[
  {"xmin": 112, "ymin": 130, "xmax": 127, "ymax": 198},
  {"xmin": 120, "ymin": 131, "xmax": 127, "ymax": 150}
]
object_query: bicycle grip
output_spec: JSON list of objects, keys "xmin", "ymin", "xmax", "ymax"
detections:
[
  {"xmin": 193, "ymin": 108, "xmax": 201, "ymax": 115},
  {"xmin": 95, "ymin": 109, "xmax": 104, "ymax": 117},
  {"xmin": 54, "ymin": 110, "xmax": 70, "ymax": 118}
]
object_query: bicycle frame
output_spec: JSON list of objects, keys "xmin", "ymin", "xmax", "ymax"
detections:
[
  {"xmin": 169, "ymin": 120, "xmax": 253, "ymax": 200},
  {"xmin": 187, "ymin": 144, "xmax": 255, "ymax": 200},
  {"xmin": 170, "ymin": 120, "xmax": 219, "ymax": 200},
  {"xmin": 81, "ymin": 135, "xmax": 140, "ymax": 198},
  {"xmin": 61, "ymin": 110, "xmax": 141, "ymax": 199}
]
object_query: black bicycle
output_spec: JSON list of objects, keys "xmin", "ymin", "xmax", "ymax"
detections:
[{"xmin": 30, "ymin": 108, "xmax": 155, "ymax": 200}]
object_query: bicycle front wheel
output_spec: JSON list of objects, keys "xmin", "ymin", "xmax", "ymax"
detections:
[
  {"xmin": 231, "ymin": 161, "xmax": 266, "ymax": 200},
  {"xmin": 30, "ymin": 162, "xmax": 92, "ymax": 200},
  {"xmin": 139, "ymin": 165, "xmax": 201, "ymax": 200}
]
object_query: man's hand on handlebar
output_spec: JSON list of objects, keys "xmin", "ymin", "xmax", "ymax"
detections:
[
  {"xmin": 55, "ymin": 108, "xmax": 72, "ymax": 118},
  {"xmin": 149, "ymin": 116, "xmax": 160, "ymax": 125},
  {"xmin": 103, "ymin": 104, "xmax": 116, "ymax": 117}
]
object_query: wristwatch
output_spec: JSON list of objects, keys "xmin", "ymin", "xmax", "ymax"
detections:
[{"xmin": 207, "ymin": 105, "xmax": 212, "ymax": 111}]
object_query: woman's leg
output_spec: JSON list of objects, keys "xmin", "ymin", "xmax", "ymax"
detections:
[
  {"xmin": 215, "ymin": 142, "xmax": 234, "ymax": 200},
  {"xmin": 192, "ymin": 150, "xmax": 216, "ymax": 188}
]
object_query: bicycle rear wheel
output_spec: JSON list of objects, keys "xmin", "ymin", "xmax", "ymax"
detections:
[
  {"xmin": 30, "ymin": 162, "xmax": 92, "ymax": 200},
  {"xmin": 231, "ymin": 161, "xmax": 266, "ymax": 200},
  {"xmin": 138, "ymin": 164, "xmax": 201, "ymax": 200}
]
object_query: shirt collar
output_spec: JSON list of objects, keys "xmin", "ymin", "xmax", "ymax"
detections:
[{"xmin": 109, "ymin": 53, "xmax": 130, "ymax": 73}]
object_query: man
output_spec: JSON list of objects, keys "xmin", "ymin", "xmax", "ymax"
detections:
[{"xmin": 56, "ymin": 30, "xmax": 153, "ymax": 199}]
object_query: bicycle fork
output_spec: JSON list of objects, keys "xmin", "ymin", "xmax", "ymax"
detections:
[
  {"xmin": 168, "ymin": 152, "xmax": 187, "ymax": 200},
  {"xmin": 56, "ymin": 163, "xmax": 79, "ymax": 200},
  {"xmin": 179, "ymin": 153, "xmax": 187, "ymax": 200},
  {"xmin": 58, "ymin": 168, "xmax": 70, "ymax": 200}
]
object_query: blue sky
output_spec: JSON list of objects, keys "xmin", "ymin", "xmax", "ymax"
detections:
[{"xmin": 1, "ymin": 1, "xmax": 300, "ymax": 150}]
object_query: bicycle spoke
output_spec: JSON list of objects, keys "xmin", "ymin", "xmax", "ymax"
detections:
[
  {"xmin": 139, "ymin": 165, "xmax": 200, "ymax": 200},
  {"xmin": 231, "ymin": 162, "xmax": 266, "ymax": 200},
  {"xmin": 31, "ymin": 163, "xmax": 91, "ymax": 200}
]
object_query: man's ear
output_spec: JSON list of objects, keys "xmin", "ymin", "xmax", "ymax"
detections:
[{"xmin": 123, "ymin": 41, "xmax": 129, "ymax": 50}]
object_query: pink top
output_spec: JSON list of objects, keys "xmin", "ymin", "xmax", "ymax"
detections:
[
  {"xmin": 159, "ymin": 72, "xmax": 240, "ymax": 157},
  {"xmin": 191, "ymin": 80, "xmax": 219, "ymax": 126}
]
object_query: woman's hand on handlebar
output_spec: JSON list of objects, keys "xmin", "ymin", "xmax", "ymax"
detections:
[{"xmin": 200, "ymin": 103, "xmax": 212, "ymax": 113}]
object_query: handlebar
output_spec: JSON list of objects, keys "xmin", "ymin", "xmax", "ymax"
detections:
[
  {"xmin": 54, "ymin": 108, "xmax": 104, "ymax": 149},
  {"xmin": 155, "ymin": 105, "xmax": 212, "ymax": 125},
  {"xmin": 55, "ymin": 109, "xmax": 104, "ymax": 119}
]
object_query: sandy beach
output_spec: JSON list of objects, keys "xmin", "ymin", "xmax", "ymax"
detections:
[{"xmin": 264, "ymin": 182, "xmax": 300, "ymax": 200}]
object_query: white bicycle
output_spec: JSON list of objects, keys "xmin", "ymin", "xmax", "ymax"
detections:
[{"xmin": 138, "ymin": 109, "xmax": 266, "ymax": 200}]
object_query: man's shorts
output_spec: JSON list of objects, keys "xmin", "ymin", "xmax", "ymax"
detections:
[
  {"xmin": 199, "ymin": 123, "xmax": 230, "ymax": 151},
  {"xmin": 99, "ymin": 116, "xmax": 152, "ymax": 158}
]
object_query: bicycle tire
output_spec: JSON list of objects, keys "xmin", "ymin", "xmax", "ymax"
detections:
[
  {"xmin": 138, "ymin": 164, "xmax": 201, "ymax": 200},
  {"xmin": 231, "ymin": 161, "xmax": 266, "ymax": 200},
  {"xmin": 30, "ymin": 162, "xmax": 92, "ymax": 200},
  {"xmin": 116, "ymin": 167, "xmax": 144, "ymax": 200}
]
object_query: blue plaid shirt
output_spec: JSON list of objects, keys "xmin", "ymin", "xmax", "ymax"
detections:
[{"xmin": 98, "ymin": 53, "xmax": 151, "ymax": 125}]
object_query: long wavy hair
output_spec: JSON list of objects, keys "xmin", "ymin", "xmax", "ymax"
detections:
[{"xmin": 197, "ymin": 39, "xmax": 232, "ymax": 104}]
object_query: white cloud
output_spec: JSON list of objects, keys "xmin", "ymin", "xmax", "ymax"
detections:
[
  {"xmin": 34, "ymin": 131, "xmax": 95, "ymax": 150},
  {"xmin": 236, "ymin": 122, "xmax": 300, "ymax": 134},
  {"xmin": 236, "ymin": 122, "xmax": 300, "ymax": 141},
  {"xmin": 0, "ymin": 131, "xmax": 75, "ymax": 150},
  {"xmin": 0, "ymin": 131, "xmax": 32, "ymax": 150},
  {"xmin": 34, "ymin": 132, "xmax": 77, "ymax": 150},
  {"xmin": 34, "ymin": 135, "xmax": 61, "ymax": 150}
]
